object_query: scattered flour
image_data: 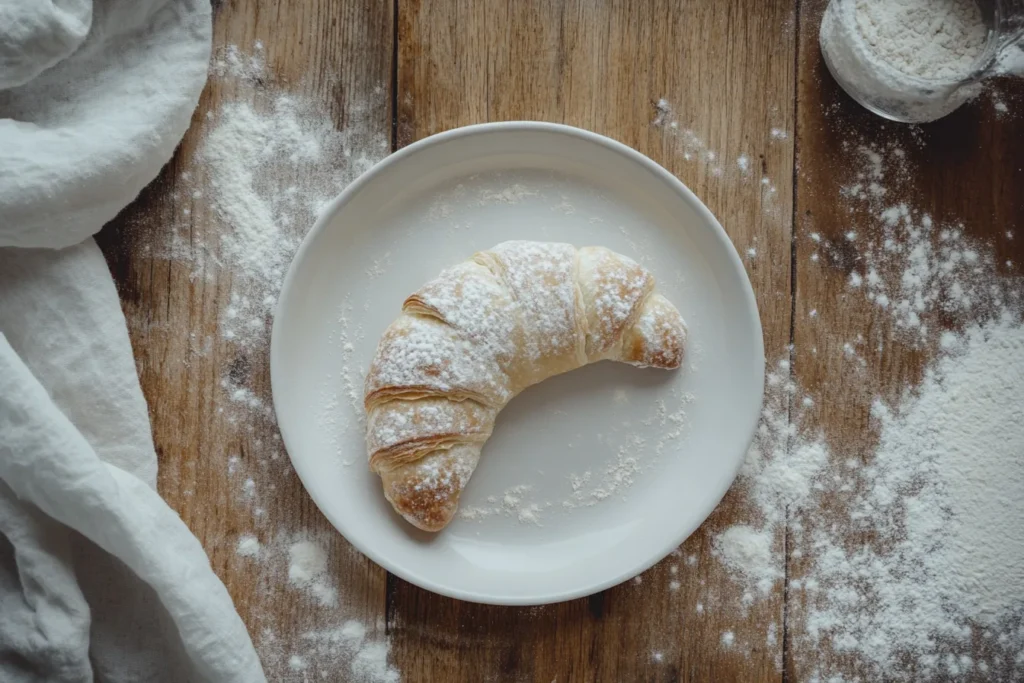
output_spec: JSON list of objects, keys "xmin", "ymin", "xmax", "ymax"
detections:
[
  {"xmin": 152, "ymin": 43, "xmax": 387, "ymax": 423},
  {"xmin": 198, "ymin": 93, "xmax": 383, "ymax": 351},
  {"xmin": 652, "ymin": 97, "xmax": 788, "ymax": 219},
  {"xmin": 458, "ymin": 485, "xmax": 547, "ymax": 525},
  {"xmin": 711, "ymin": 362, "xmax": 829, "ymax": 597},
  {"xmin": 236, "ymin": 534, "xmax": 261, "ymax": 558},
  {"xmin": 235, "ymin": 533, "xmax": 399, "ymax": 681},
  {"xmin": 286, "ymin": 540, "xmax": 338, "ymax": 607},
  {"xmin": 708, "ymin": 123, "xmax": 1023, "ymax": 678},
  {"xmin": 835, "ymin": 144, "xmax": 1018, "ymax": 342},
  {"xmin": 290, "ymin": 621, "xmax": 400, "ymax": 683},
  {"xmin": 172, "ymin": 44, "xmax": 395, "ymax": 679},
  {"xmin": 712, "ymin": 526, "xmax": 780, "ymax": 596},
  {"xmin": 652, "ymin": 100, "xmax": 729, "ymax": 180},
  {"xmin": 698, "ymin": 124, "xmax": 1024, "ymax": 678},
  {"xmin": 801, "ymin": 317, "xmax": 1024, "ymax": 680},
  {"xmin": 259, "ymin": 617, "xmax": 398, "ymax": 683},
  {"xmin": 147, "ymin": 51, "xmax": 393, "ymax": 678},
  {"xmin": 170, "ymin": 44, "xmax": 395, "ymax": 679},
  {"xmin": 211, "ymin": 42, "xmax": 267, "ymax": 82}
]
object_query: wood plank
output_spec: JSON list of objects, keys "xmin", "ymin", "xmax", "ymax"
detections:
[
  {"xmin": 96, "ymin": 1, "xmax": 393, "ymax": 678},
  {"xmin": 790, "ymin": 0, "xmax": 1024, "ymax": 679},
  {"xmin": 393, "ymin": 1, "xmax": 797, "ymax": 680}
]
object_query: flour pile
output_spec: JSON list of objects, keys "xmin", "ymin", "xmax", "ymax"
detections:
[
  {"xmin": 154, "ymin": 42, "xmax": 386, "ymax": 361},
  {"xmin": 802, "ymin": 319, "xmax": 1024, "ymax": 679},
  {"xmin": 698, "ymin": 123, "xmax": 1024, "ymax": 678},
  {"xmin": 710, "ymin": 360, "xmax": 828, "ymax": 602},
  {"xmin": 198, "ymin": 57, "xmax": 385, "ymax": 352},
  {"xmin": 847, "ymin": 0, "xmax": 987, "ymax": 80},
  {"xmin": 286, "ymin": 539, "xmax": 338, "ymax": 607},
  {"xmin": 150, "ymin": 42, "xmax": 387, "ymax": 433}
]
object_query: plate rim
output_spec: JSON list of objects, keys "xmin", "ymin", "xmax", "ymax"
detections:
[{"xmin": 270, "ymin": 121, "xmax": 766, "ymax": 605}]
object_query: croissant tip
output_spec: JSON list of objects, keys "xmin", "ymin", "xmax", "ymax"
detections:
[
  {"xmin": 396, "ymin": 505, "xmax": 455, "ymax": 533},
  {"xmin": 380, "ymin": 468, "xmax": 463, "ymax": 533},
  {"xmin": 404, "ymin": 515, "xmax": 450, "ymax": 532}
]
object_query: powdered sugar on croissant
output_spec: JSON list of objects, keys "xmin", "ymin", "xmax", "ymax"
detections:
[{"xmin": 364, "ymin": 241, "xmax": 687, "ymax": 531}]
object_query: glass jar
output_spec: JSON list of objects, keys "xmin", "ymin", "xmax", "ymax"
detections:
[{"xmin": 819, "ymin": 0, "xmax": 1024, "ymax": 123}]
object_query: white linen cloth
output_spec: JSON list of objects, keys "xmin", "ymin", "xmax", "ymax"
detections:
[{"xmin": 0, "ymin": 0, "xmax": 265, "ymax": 681}]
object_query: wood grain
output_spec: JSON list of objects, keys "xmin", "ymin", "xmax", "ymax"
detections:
[
  {"xmin": 393, "ymin": 1, "xmax": 797, "ymax": 680},
  {"xmin": 789, "ymin": 0, "xmax": 1024, "ymax": 680},
  {"xmin": 96, "ymin": 1, "xmax": 393, "ymax": 679}
]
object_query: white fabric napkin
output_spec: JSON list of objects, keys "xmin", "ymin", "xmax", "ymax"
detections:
[{"xmin": 0, "ymin": 0, "xmax": 265, "ymax": 681}]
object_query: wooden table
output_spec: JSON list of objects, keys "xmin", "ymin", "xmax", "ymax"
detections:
[{"xmin": 97, "ymin": 1, "xmax": 1024, "ymax": 680}]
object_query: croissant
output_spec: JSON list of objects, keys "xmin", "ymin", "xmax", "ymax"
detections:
[{"xmin": 364, "ymin": 241, "xmax": 687, "ymax": 531}]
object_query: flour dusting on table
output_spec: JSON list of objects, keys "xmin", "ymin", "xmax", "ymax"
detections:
[
  {"xmin": 153, "ymin": 41, "xmax": 387, "ymax": 379},
  {"xmin": 234, "ymin": 534, "xmax": 398, "ymax": 682},
  {"xmin": 286, "ymin": 540, "xmax": 337, "ymax": 607},
  {"xmin": 682, "ymin": 125, "xmax": 1024, "ymax": 679},
  {"xmin": 832, "ymin": 144, "xmax": 1018, "ymax": 341},
  {"xmin": 148, "ymin": 44, "xmax": 396, "ymax": 681},
  {"xmin": 803, "ymin": 319, "xmax": 1024, "ymax": 677},
  {"xmin": 653, "ymin": 98, "xmax": 788, "ymax": 223}
]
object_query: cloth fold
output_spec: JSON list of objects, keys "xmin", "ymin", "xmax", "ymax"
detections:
[
  {"xmin": 0, "ymin": 247, "xmax": 262, "ymax": 682},
  {"xmin": 0, "ymin": 0, "xmax": 266, "ymax": 680},
  {"xmin": 0, "ymin": 0, "xmax": 211, "ymax": 249},
  {"xmin": 0, "ymin": 0, "xmax": 91, "ymax": 89}
]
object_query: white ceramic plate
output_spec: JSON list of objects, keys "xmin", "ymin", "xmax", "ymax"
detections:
[{"xmin": 271, "ymin": 122, "xmax": 764, "ymax": 605}]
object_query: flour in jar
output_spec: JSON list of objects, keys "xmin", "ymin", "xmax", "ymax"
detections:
[{"xmin": 819, "ymin": 0, "xmax": 991, "ymax": 122}]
